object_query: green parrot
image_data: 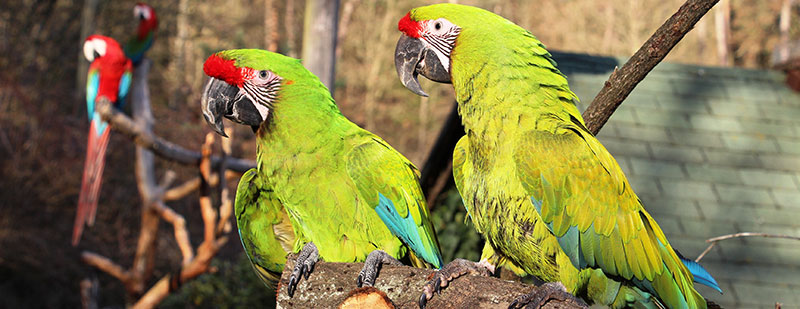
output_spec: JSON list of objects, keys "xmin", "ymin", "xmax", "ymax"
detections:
[
  {"xmin": 200, "ymin": 49, "xmax": 443, "ymax": 296},
  {"xmin": 394, "ymin": 4, "xmax": 720, "ymax": 308}
]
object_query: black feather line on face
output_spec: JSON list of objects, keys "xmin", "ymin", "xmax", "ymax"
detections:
[{"xmin": 241, "ymin": 72, "xmax": 282, "ymax": 131}]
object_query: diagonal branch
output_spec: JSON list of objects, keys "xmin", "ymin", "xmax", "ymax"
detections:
[
  {"xmin": 581, "ymin": 0, "xmax": 719, "ymax": 134},
  {"xmin": 95, "ymin": 99, "xmax": 255, "ymax": 172}
]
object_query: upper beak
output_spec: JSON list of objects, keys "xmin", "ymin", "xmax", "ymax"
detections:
[
  {"xmin": 394, "ymin": 35, "xmax": 451, "ymax": 97},
  {"xmin": 201, "ymin": 78, "xmax": 234, "ymax": 137},
  {"xmin": 201, "ymin": 77, "xmax": 267, "ymax": 137}
]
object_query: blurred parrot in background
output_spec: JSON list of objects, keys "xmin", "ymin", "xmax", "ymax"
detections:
[
  {"xmin": 394, "ymin": 4, "xmax": 720, "ymax": 308},
  {"xmin": 123, "ymin": 2, "xmax": 158, "ymax": 65},
  {"xmin": 200, "ymin": 49, "xmax": 443, "ymax": 296},
  {"xmin": 73, "ymin": 35, "xmax": 132, "ymax": 245}
]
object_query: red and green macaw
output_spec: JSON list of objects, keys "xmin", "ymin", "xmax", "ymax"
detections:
[
  {"xmin": 73, "ymin": 35, "xmax": 132, "ymax": 245},
  {"xmin": 200, "ymin": 49, "xmax": 443, "ymax": 296},
  {"xmin": 394, "ymin": 4, "xmax": 720, "ymax": 308},
  {"xmin": 123, "ymin": 3, "xmax": 158, "ymax": 65}
]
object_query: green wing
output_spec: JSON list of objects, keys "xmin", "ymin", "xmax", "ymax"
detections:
[
  {"xmin": 235, "ymin": 169, "xmax": 296, "ymax": 285},
  {"xmin": 346, "ymin": 137, "xmax": 443, "ymax": 268},
  {"xmin": 513, "ymin": 123, "xmax": 705, "ymax": 308}
]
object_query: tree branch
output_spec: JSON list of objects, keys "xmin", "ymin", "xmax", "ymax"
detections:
[
  {"xmin": 81, "ymin": 252, "xmax": 130, "ymax": 283},
  {"xmin": 695, "ymin": 232, "xmax": 800, "ymax": 262},
  {"xmin": 276, "ymin": 259, "xmax": 587, "ymax": 308},
  {"xmin": 581, "ymin": 0, "xmax": 719, "ymax": 134},
  {"xmin": 95, "ymin": 100, "xmax": 255, "ymax": 172}
]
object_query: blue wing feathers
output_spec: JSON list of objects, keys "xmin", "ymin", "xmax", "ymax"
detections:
[
  {"xmin": 676, "ymin": 250, "xmax": 723, "ymax": 293},
  {"xmin": 375, "ymin": 193, "xmax": 443, "ymax": 268}
]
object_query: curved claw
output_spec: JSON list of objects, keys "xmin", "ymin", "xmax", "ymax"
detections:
[
  {"xmin": 419, "ymin": 292, "xmax": 428, "ymax": 308},
  {"xmin": 418, "ymin": 258, "xmax": 494, "ymax": 308},
  {"xmin": 285, "ymin": 242, "xmax": 319, "ymax": 298}
]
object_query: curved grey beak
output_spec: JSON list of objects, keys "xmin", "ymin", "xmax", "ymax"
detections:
[
  {"xmin": 394, "ymin": 35, "xmax": 451, "ymax": 97},
  {"xmin": 201, "ymin": 77, "xmax": 264, "ymax": 137}
]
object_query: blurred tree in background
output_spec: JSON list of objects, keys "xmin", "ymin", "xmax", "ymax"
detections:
[{"xmin": 0, "ymin": 0, "xmax": 797, "ymax": 306}]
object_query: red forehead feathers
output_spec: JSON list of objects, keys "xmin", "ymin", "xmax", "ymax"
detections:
[
  {"xmin": 204, "ymin": 54, "xmax": 245, "ymax": 87},
  {"xmin": 398, "ymin": 12, "xmax": 422, "ymax": 38}
]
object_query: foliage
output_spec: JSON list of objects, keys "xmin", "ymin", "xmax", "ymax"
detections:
[
  {"xmin": 430, "ymin": 187, "xmax": 483, "ymax": 263},
  {"xmin": 161, "ymin": 254, "xmax": 277, "ymax": 309}
]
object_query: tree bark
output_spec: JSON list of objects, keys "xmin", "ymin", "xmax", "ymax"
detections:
[
  {"xmin": 301, "ymin": 0, "xmax": 339, "ymax": 93},
  {"xmin": 276, "ymin": 258, "xmax": 586, "ymax": 309},
  {"xmin": 581, "ymin": 0, "xmax": 719, "ymax": 135}
]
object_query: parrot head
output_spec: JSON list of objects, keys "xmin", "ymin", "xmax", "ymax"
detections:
[
  {"xmin": 201, "ymin": 49, "xmax": 320, "ymax": 137},
  {"xmin": 83, "ymin": 35, "xmax": 131, "ymax": 103},
  {"xmin": 395, "ymin": 4, "xmax": 520, "ymax": 97},
  {"xmin": 133, "ymin": 3, "xmax": 158, "ymax": 40}
]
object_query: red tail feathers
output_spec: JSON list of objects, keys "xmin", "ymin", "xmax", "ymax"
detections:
[{"xmin": 73, "ymin": 121, "xmax": 111, "ymax": 245}]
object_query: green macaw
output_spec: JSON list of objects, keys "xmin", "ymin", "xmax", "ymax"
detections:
[
  {"xmin": 394, "ymin": 4, "xmax": 720, "ymax": 308},
  {"xmin": 200, "ymin": 49, "xmax": 443, "ymax": 296}
]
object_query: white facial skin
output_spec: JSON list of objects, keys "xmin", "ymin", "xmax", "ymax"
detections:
[
  {"xmin": 83, "ymin": 38, "xmax": 107, "ymax": 62},
  {"xmin": 134, "ymin": 4, "xmax": 151, "ymax": 20},
  {"xmin": 239, "ymin": 69, "xmax": 282, "ymax": 121},
  {"xmin": 418, "ymin": 18, "xmax": 460, "ymax": 72}
]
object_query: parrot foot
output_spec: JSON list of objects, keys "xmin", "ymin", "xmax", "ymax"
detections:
[
  {"xmin": 508, "ymin": 282, "xmax": 587, "ymax": 309},
  {"xmin": 287, "ymin": 242, "xmax": 319, "ymax": 298},
  {"xmin": 418, "ymin": 258, "xmax": 495, "ymax": 308},
  {"xmin": 357, "ymin": 250, "xmax": 403, "ymax": 287}
]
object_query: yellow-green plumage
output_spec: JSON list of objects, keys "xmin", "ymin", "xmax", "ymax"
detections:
[
  {"xmin": 236, "ymin": 169, "xmax": 296, "ymax": 284},
  {"xmin": 216, "ymin": 50, "xmax": 442, "ymax": 279},
  {"xmin": 408, "ymin": 4, "xmax": 709, "ymax": 308}
]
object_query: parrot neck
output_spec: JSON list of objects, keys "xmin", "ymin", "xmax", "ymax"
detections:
[
  {"xmin": 450, "ymin": 55, "xmax": 583, "ymax": 157},
  {"xmin": 253, "ymin": 81, "xmax": 356, "ymax": 174}
]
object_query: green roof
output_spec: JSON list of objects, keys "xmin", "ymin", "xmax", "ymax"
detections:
[{"xmin": 553, "ymin": 51, "xmax": 800, "ymax": 308}]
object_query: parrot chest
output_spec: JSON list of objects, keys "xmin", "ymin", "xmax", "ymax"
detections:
[{"xmin": 456, "ymin": 135, "xmax": 575, "ymax": 284}]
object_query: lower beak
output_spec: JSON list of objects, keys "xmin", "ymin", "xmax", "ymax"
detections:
[
  {"xmin": 201, "ymin": 78, "xmax": 237, "ymax": 137},
  {"xmin": 201, "ymin": 78, "xmax": 267, "ymax": 137},
  {"xmin": 394, "ymin": 35, "xmax": 451, "ymax": 97}
]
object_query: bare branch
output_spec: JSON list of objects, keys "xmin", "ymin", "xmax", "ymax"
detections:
[
  {"xmin": 152, "ymin": 201, "xmax": 194, "ymax": 266},
  {"xmin": 95, "ymin": 99, "xmax": 255, "ymax": 172},
  {"xmin": 696, "ymin": 232, "xmax": 800, "ymax": 262},
  {"xmin": 162, "ymin": 171, "xmax": 240, "ymax": 202},
  {"xmin": 582, "ymin": 0, "xmax": 719, "ymax": 134},
  {"xmin": 81, "ymin": 252, "xmax": 130, "ymax": 283}
]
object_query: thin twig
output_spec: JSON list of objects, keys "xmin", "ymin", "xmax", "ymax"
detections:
[
  {"xmin": 81, "ymin": 251, "xmax": 130, "ymax": 282},
  {"xmin": 695, "ymin": 232, "xmax": 800, "ymax": 262}
]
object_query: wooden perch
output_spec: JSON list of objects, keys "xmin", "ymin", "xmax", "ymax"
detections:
[
  {"xmin": 581, "ymin": 0, "xmax": 719, "ymax": 135},
  {"xmin": 276, "ymin": 258, "xmax": 587, "ymax": 309},
  {"xmin": 94, "ymin": 99, "xmax": 255, "ymax": 173}
]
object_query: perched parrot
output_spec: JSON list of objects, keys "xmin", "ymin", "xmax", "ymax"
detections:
[
  {"xmin": 394, "ymin": 4, "xmax": 720, "ymax": 308},
  {"xmin": 200, "ymin": 49, "xmax": 443, "ymax": 296},
  {"xmin": 123, "ymin": 3, "xmax": 158, "ymax": 65},
  {"xmin": 235, "ymin": 169, "xmax": 297, "ymax": 285},
  {"xmin": 73, "ymin": 35, "xmax": 132, "ymax": 245}
]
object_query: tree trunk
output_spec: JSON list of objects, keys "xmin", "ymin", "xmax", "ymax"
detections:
[
  {"xmin": 301, "ymin": 0, "xmax": 339, "ymax": 93},
  {"xmin": 714, "ymin": 0, "xmax": 730, "ymax": 66}
]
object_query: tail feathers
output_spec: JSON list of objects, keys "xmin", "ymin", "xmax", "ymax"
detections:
[
  {"xmin": 676, "ymin": 250, "xmax": 723, "ymax": 293},
  {"xmin": 73, "ymin": 123, "xmax": 111, "ymax": 245}
]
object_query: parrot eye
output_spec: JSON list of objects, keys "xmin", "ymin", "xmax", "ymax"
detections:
[
  {"xmin": 434, "ymin": 22, "xmax": 442, "ymax": 30},
  {"xmin": 259, "ymin": 71, "xmax": 268, "ymax": 78}
]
